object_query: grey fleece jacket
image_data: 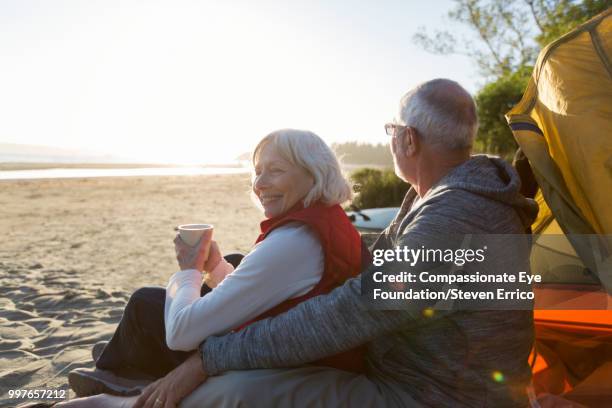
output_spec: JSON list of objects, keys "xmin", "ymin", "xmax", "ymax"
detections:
[{"xmin": 200, "ymin": 155, "xmax": 539, "ymax": 407}]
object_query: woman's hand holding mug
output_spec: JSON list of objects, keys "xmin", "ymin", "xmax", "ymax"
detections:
[
  {"xmin": 203, "ymin": 241, "xmax": 222, "ymax": 273},
  {"xmin": 174, "ymin": 225, "xmax": 214, "ymax": 272},
  {"xmin": 204, "ymin": 241, "xmax": 231, "ymax": 288}
]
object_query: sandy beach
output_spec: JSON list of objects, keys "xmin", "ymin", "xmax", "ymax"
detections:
[{"xmin": 0, "ymin": 174, "xmax": 261, "ymax": 406}]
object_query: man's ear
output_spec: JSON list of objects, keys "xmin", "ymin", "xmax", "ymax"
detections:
[{"xmin": 403, "ymin": 127, "xmax": 418, "ymax": 156}]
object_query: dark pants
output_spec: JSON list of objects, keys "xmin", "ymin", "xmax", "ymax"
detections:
[{"xmin": 96, "ymin": 254, "xmax": 244, "ymax": 379}]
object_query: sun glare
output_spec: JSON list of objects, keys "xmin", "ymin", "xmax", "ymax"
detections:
[{"xmin": 0, "ymin": 1, "xmax": 474, "ymax": 164}]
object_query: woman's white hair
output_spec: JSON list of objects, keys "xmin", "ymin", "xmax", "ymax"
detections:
[{"xmin": 252, "ymin": 129, "xmax": 352, "ymax": 207}]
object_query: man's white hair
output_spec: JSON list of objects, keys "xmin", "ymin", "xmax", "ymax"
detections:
[
  {"xmin": 252, "ymin": 129, "xmax": 352, "ymax": 207},
  {"xmin": 398, "ymin": 78, "xmax": 478, "ymax": 149}
]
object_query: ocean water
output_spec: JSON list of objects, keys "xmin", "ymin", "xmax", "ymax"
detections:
[
  {"xmin": 0, "ymin": 148, "xmax": 253, "ymax": 180},
  {"xmin": 0, "ymin": 166, "xmax": 250, "ymax": 181}
]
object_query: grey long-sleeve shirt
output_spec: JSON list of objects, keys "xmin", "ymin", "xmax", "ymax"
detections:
[{"xmin": 200, "ymin": 156, "xmax": 539, "ymax": 407}]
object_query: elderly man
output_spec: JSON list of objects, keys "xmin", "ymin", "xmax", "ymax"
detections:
[{"xmin": 82, "ymin": 78, "xmax": 538, "ymax": 408}]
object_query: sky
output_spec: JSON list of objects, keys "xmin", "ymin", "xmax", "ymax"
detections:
[{"xmin": 0, "ymin": 0, "xmax": 479, "ymax": 164}]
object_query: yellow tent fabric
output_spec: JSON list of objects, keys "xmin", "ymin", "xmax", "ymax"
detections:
[
  {"xmin": 506, "ymin": 13, "xmax": 612, "ymax": 401},
  {"xmin": 506, "ymin": 9, "xmax": 612, "ymax": 236}
]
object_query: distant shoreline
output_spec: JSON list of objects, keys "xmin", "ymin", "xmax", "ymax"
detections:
[
  {"xmin": 0, "ymin": 161, "xmax": 392, "ymax": 172},
  {"xmin": 342, "ymin": 163, "xmax": 392, "ymax": 172}
]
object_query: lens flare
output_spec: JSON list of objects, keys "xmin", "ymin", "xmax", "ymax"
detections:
[
  {"xmin": 422, "ymin": 307, "xmax": 435, "ymax": 318},
  {"xmin": 492, "ymin": 370, "xmax": 505, "ymax": 383}
]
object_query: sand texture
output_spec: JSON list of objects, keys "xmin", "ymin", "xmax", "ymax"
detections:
[{"xmin": 0, "ymin": 174, "xmax": 261, "ymax": 406}]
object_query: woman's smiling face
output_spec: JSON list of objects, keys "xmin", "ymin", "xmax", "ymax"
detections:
[{"xmin": 252, "ymin": 143, "xmax": 314, "ymax": 219}]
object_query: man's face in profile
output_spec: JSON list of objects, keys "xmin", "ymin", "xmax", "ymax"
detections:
[{"xmin": 389, "ymin": 118, "xmax": 411, "ymax": 183}]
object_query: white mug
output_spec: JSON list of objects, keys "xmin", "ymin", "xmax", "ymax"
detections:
[{"xmin": 178, "ymin": 224, "xmax": 214, "ymax": 247}]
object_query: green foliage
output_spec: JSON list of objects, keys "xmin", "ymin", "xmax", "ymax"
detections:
[
  {"xmin": 414, "ymin": 0, "xmax": 538, "ymax": 77},
  {"xmin": 416, "ymin": 0, "xmax": 609, "ymax": 158},
  {"xmin": 350, "ymin": 168, "xmax": 410, "ymax": 209},
  {"xmin": 474, "ymin": 66, "xmax": 532, "ymax": 159},
  {"xmin": 534, "ymin": 0, "xmax": 611, "ymax": 46},
  {"xmin": 332, "ymin": 142, "xmax": 393, "ymax": 166},
  {"xmin": 415, "ymin": 0, "xmax": 610, "ymax": 78}
]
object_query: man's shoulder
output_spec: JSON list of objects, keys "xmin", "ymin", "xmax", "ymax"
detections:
[
  {"xmin": 424, "ymin": 187, "xmax": 508, "ymax": 212},
  {"xmin": 401, "ymin": 188, "xmax": 522, "ymax": 236}
]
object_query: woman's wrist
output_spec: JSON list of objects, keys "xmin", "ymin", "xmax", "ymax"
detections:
[
  {"xmin": 206, "ymin": 258, "xmax": 234, "ymax": 288},
  {"xmin": 206, "ymin": 257, "xmax": 223, "ymax": 273}
]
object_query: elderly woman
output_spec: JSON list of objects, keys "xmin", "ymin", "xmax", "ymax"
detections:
[{"xmin": 59, "ymin": 129, "xmax": 365, "ymax": 408}]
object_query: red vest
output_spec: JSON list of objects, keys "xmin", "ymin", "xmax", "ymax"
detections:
[{"xmin": 239, "ymin": 202, "xmax": 367, "ymax": 373}]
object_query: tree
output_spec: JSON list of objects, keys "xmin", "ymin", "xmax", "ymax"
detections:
[
  {"xmin": 474, "ymin": 66, "xmax": 532, "ymax": 159},
  {"xmin": 533, "ymin": 0, "xmax": 611, "ymax": 46},
  {"xmin": 332, "ymin": 142, "xmax": 393, "ymax": 166},
  {"xmin": 414, "ymin": 0, "xmax": 537, "ymax": 78},
  {"xmin": 350, "ymin": 168, "xmax": 409, "ymax": 209},
  {"xmin": 415, "ymin": 0, "xmax": 610, "ymax": 158},
  {"xmin": 414, "ymin": 0, "xmax": 610, "ymax": 78}
]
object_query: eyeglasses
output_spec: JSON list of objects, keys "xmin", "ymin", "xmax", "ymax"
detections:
[{"xmin": 384, "ymin": 123, "xmax": 409, "ymax": 137}]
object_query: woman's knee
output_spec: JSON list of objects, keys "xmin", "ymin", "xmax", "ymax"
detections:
[
  {"xmin": 125, "ymin": 286, "xmax": 165, "ymax": 315},
  {"xmin": 223, "ymin": 253, "xmax": 244, "ymax": 268}
]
